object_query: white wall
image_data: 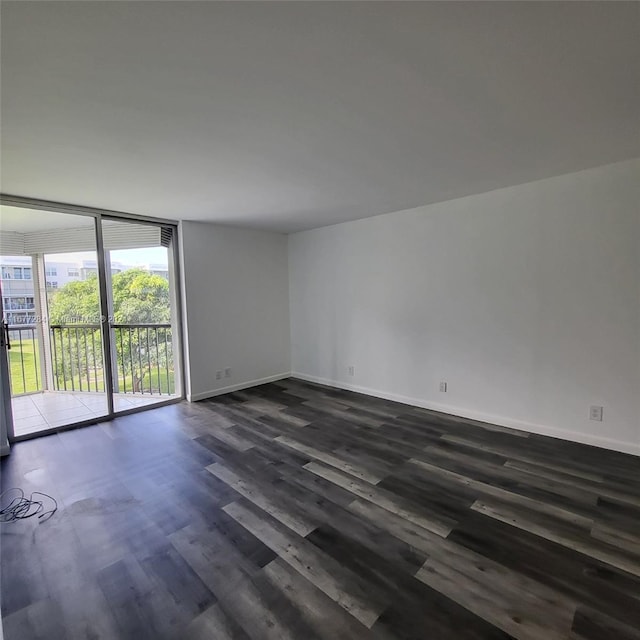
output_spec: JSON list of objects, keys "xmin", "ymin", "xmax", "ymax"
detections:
[
  {"xmin": 180, "ymin": 221, "xmax": 290, "ymax": 401},
  {"xmin": 289, "ymin": 160, "xmax": 640, "ymax": 455}
]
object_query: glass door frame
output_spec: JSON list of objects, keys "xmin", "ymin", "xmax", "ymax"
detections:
[
  {"xmin": 0, "ymin": 194, "xmax": 185, "ymax": 444},
  {"xmin": 0, "ymin": 292, "xmax": 16, "ymax": 450}
]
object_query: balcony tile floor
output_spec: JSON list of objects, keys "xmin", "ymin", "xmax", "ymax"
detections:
[{"xmin": 10, "ymin": 391, "xmax": 178, "ymax": 437}]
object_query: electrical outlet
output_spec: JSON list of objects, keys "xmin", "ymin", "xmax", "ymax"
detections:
[
  {"xmin": 589, "ymin": 405, "xmax": 603, "ymax": 422},
  {"xmin": 224, "ymin": 367, "xmax": 232, "ymax": 378},
  {"xmin": 439, "ymin": 381, "xmax": 448, "ymax": 393},
  {"xmin": 348, "ymin": 366, "xmax": 355, "ymax": 376},
  {"xmin": 215, "ymin": 370, "xmax": 223, "ymax": 380}
]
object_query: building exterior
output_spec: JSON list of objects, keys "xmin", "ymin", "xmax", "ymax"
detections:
[
  {"xmin": 1, "ymin": 256, "xmax": 36, "ymax": 325},
  {"xmin": 0, "ymin": 256, "xmax": 168, "ymax": 325}
]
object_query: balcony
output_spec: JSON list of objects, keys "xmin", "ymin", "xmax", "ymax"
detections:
[
  {"xmin": 2, "ymin": 210, "xmax": 183, "ymax": 439},
  {"xmin": 7, "ymin": 323, "xmax": 177, "ymax": 436}
]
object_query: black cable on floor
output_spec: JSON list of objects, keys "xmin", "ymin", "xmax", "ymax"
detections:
[{"xmin": 0, "ymin": 488, "xmax": 58, "ymax": 523}]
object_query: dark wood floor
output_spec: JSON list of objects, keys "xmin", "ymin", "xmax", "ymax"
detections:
[{"xmin": 2, "ymin": 378, "xmax": 639, "ymax": 640}]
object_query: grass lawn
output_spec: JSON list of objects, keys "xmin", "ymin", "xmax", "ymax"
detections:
[
  {"xmin": 113, "ymin": 370, "xmax": 176, "ymax": 395},
  {"xmin": 8, "ymin": 338, "xmax": 42, "ymax": 395}
]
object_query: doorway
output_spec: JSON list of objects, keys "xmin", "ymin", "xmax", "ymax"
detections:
[{"xmin": 0, "ymin": 204, "xmax": 183, "ymax": 441}]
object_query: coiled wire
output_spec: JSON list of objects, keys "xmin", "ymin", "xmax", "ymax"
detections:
[{"xmin": 0, "ymin": 488, "xmax": 57, "ymax": 523}]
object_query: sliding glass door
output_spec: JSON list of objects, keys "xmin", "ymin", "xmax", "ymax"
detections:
[
  {"xmin": 0, "ymin": 203, "xmax": 182, "ymax": 440},
  {"xmin": 0, "ymin": 209, "xmax": 109, "ymax": 437},
  {"xmin": 101, "ymin": 218, "xmax": 181, "ymax": 413}
]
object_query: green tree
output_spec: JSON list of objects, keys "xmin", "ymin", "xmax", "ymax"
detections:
[
  {"xmin": 110, "ymin": 269, "xmax": 170, "ymax": 324},
  {"xmin": 47, "ymin": 275, "xmax": 101, "ymax": 325},
  {"xmin": 48, "ymin": 269, "xmax": 173, "ymax": 394}
]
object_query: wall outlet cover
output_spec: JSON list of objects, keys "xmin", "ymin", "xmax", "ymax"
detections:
[
  {"xmin": 439, "ymin": 381, "xmax": 448, "ymax": 392},
  {"xmin": 589, "ymin": 405, "xmax": 603, "ymax": 421}
]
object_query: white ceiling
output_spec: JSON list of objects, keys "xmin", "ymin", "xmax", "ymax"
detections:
[{"xmin": 1, "ymin": 2, "xmax": 638, "ymax": 233}]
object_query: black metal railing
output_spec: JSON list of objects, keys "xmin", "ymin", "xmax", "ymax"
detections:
[
  {"xmin": 111, "ymin": 324, "xmax": 174, "ymax": 395},
  {"xmin": 50, "ymin": 324, "xmax": 104, "ymax": 393},
  {"xmin": 6, "ymin": 325, "xmax": 42, "ymax": 395},
  {"xmin": 48, "ymin": 323, "xmax": 175, "ymax": 396}
]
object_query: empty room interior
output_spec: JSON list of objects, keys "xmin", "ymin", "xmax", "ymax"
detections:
[{"xmin": 1, "ymin": 2, "xmax": 639, "ymax": 640}]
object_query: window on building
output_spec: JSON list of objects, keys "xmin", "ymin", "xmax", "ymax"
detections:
[
  {"xmin": 5, "ymin": 266, "xmax": 32, "ymax": 280},
  {"xmin": 46, "ymin": 281, "xmax": 58, "ymax": 289},
  {"xmin": 45, "ymin": 267, "xmax": 57, "ymax": 277},
  {"xmin": 2, "ymin": 296, "xmax": 34, "ymax": 310},
  {"xmin": 67, "ymin": 268, "xmax": 80, "ymax": 277}
]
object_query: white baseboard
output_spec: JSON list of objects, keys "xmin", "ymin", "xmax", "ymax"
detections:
[
  {"xmin": 291, "ymin": 372, "xmax": 640, "ymax": 457},
  {"xmin": 189, "ymin": 372, "xmax": 292, "ymax": 402}
]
